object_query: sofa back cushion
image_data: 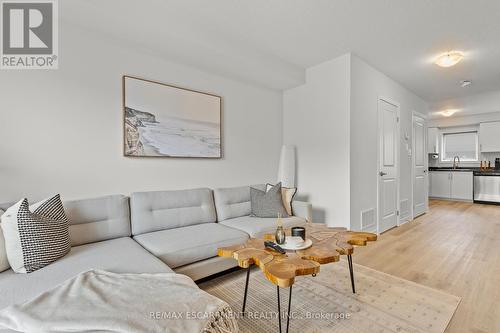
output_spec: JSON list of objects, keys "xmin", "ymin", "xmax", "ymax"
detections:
[
  {"xmin": 213, "ymin": 184, "xmax": 266, "ymax": 221},
  {"xmin": 1, "ymin": 196, "xmax": 131, "ymax": 247},
  {"xmin": 64, "ymin": 195, "xmax": 131, "ymax": 246},
  {"xmin": 130, "ymin": 188, "xmax": 216, "ymax": 235},
  {"xmin": 0, "ymin": 203, "xmax": 14, "ymax": 211}
]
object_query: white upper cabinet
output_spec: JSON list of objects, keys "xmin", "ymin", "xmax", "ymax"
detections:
[
  {"xmin": 479, "ymin": 122, "xmax": 500, "ymax": 152},
  {"xmin": 428, "ymin": 127, "xmax": 439, "ymax": 153}
]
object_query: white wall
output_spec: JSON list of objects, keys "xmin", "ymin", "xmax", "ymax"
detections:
[
  {"xmin": 283, "ymin": 53, "xmax": 428, "ymax": 230},
  {"xmin": 283, "ymin": 55, "xmax": 351, "ymax": 227},
  {"xmin": 349, "ymin": 55, "xmax": 428, "ymax": 231},
  {"xmin": 0, "ymin": 23, "xmax": 283, "ymax": 202}
]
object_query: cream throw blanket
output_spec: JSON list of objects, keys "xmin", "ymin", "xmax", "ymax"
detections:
[{"xmin": 0, "ymin": 270, "xmax": 238, "ymax": 333}]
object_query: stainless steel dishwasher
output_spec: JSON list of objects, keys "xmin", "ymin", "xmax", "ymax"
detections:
[{"xmin": 474, "ymin": 172, "xmax": 500, "ymax": 204}]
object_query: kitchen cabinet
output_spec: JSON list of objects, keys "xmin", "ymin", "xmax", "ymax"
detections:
[
  {"xmin": 429, "ymin": 171, "xmax": 450, "ymax": 198},
  {"xmin": 428, "ymin": 127, "xmax": 439, "ymax": 154},
  {"xmin": 451, "ymin": 172, "xmax": 473, "ymax": 200},
  {"xmin": 479, "ymin": 122, "xmax": 500, "ymax": 152},
  {"xmin": 429, "ymin": 171, "xmax": 473, "ymax": 201}
]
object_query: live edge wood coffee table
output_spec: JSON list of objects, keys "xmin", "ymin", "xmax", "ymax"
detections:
[{"xmin": 217, "ymin": 224, "xmax": 376, "ymax": 333}]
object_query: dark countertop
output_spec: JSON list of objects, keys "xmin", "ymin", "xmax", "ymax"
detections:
[
  {"xmin": 428, "ymin": 167, "xmax": 475, "ymax": 172},
  {"xmin": 429, "ymin": 167, "xmax": 500, "ymax": 176},
  {"xmin": 473, "ymin": 170, "xmax": 500, "ymax": 176}
]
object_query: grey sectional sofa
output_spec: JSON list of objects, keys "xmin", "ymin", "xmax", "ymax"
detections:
[{"xmin": 0, "ymin": 184, "xmax": 311, "ymax": 317}]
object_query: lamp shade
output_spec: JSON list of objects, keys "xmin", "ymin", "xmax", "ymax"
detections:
[{"xmin": 277, "ymin": 145, "xmax": 296, "ymax": 188}]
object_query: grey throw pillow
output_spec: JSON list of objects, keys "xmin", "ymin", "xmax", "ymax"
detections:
[{"xmin": 250, "ymin": 183, "xmax": 289, "ymax": 218}]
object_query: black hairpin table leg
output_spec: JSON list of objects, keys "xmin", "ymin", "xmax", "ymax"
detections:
[
  {"xmin": 242, "ymin": 266, "xmax": 251, "ymax": 315},
  {"xmin": 347, "ymin": 254, "xmax": 355, "ymax": 293},
  {"xmin": 286, "ymin": 285, "xmax": 292, "ymax": 333},
  {"xmin": 277, "ymin": 286, "xmax": 282, "ymax": 333},
  {"xmin": 276, "ymin": 285, "xmax": 293, "ymax": 333}
]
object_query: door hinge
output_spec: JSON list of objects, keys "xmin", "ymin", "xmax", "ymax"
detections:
[
  {"xmin": 397, "ymin": 210, "xmax": 400, "ymax": 216},
  {"xmin": 397, "ymin": 117, "xmax": 400, "ymax": 122}
]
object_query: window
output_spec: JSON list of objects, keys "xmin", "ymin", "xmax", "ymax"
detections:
[{"xmin": 441, "ymin": 131, "xmax": 478, "ymax": 162}]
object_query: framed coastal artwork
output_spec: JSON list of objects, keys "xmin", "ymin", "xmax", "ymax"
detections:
[{"xmin": 122, "ymin": 75, "xmax": 222, "ymax": 158}]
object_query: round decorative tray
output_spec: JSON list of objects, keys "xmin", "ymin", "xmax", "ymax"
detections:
[{"xmin": 280, "ymin": 238, "xmax": 313, "ymax": 250}]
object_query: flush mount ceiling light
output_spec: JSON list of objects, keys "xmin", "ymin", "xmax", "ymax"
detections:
[
  {"xmin": 441, "ymin": 109, "xmax": 459, "ymax": 117},
  {"xmin": 460, "ymin": 80, "xmax": 472, "ymax": 88},
  {"xmin": 435, "ymin": 51, "xmax": 464, "ymax": 67}
]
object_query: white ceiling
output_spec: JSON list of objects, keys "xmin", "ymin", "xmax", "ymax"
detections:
[
  {"xmin": 429, "ymin": 90, "xmax": 500, "ymax": 118},
  {"xmin": 62, "ymin": 0, "xmax": 500, "ymax": 110}
]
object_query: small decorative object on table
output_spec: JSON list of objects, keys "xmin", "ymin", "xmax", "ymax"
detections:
[
  {"xmin": 281, "ymin": 237, "xmax": 313, "ymax": 251},
  {"xmin": 275, "ymin": 213, "xmax": 286, "ymax": 245},
  {"xmin": 291, "ymin": 226, "xmax": 306, "ymax": 240}
]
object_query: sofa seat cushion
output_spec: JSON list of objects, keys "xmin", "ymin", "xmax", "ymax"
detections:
[
  {"xmin": 133, "ymin": 223, "xmax": 249, "ymax": 269},
  {"xmin": 0, "ymin": 237, "xmax": 171, "ymax": 311},
  {"xmin": 219, "ymin": 216, "xmax": 306, "ymax": 238}
]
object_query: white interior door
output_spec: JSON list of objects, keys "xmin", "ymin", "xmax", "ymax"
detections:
[
  {"xmin": 413, "ymin": 114, "xmax": 428, "ymax": 217},
  {"xmin": 378, "ymin": 98, "xmax": 399, "ymax": 233}
]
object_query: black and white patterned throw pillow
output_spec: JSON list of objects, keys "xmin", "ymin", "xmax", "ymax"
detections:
[{"xmin": 0, "ymin": 194, "xmax": 70, "ymax": 273}]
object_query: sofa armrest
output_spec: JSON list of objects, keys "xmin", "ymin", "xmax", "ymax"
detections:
[{"xmin": 292, "ymin": 201, "xmax": 312, "ymax": 223}]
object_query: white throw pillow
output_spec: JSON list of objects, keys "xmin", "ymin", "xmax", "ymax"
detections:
[
  {"xmin": 1, "ymin": 195, "xmax": 70, "ymax": 273},
  {"xmin": 266, "ymin": 183, "xmax": 297, "ymax": 216},
  {"xmin": 0, "ymin": 209, "xmax": 10, "ymax": 272}
]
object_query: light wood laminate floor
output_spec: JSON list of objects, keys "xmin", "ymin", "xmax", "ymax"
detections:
[{"xmin": 353, "ymin": 199, "xmax": 500, "ymax": 333}]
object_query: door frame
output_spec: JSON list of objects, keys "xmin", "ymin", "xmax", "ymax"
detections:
[
  {"xmin": 411, "ymin": 111, "xmax": 429, "ymax": 219},
  {"xmin": 376, "ymin": 96, "xmax": 401, "ymax": 234}
]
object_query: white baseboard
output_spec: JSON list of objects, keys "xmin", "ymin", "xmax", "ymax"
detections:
[
  {"xmin": 360, "ymin": 225, "xmax": 377, "ymax": 233},
  {"xmin": 399, "ymin": 216, "xmax": 411, "ymax": 225}
]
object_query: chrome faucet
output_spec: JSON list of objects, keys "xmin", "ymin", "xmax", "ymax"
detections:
[{"xmin": 453, "ymin": 156, "xmax": 460, "ymax": 169}]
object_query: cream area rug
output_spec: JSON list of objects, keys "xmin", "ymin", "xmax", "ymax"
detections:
[{"xmin": 200, "ymin": 261, "xmax": 460, "ymax": 333}]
